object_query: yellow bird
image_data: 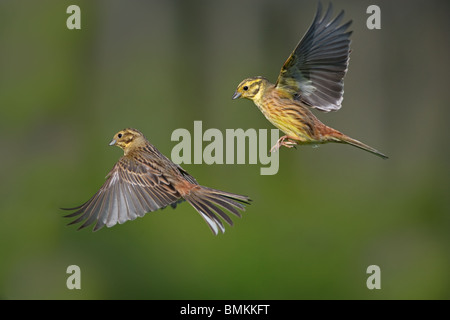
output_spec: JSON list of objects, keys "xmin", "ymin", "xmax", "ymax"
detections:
[
  {"xmin": 233, "ymin": 3, "xmax": 387, "ymax": 159},
  {"xmin": 63, "ymin": 128, "xmax": 250, "ymax": 235}
]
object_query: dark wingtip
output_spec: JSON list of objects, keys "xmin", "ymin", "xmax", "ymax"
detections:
[{"xmin": 60, "ymin": 205, "xmax": 82, "ymax": 211}]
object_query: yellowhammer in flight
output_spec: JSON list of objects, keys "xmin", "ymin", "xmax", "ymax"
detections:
[
  {"xmin": 232, "ymin": 3, "xmax": 387, "ymax": 159},
  {"xmin": 63, "ymin": 128, "xmax": 250, "ymax": 235}
]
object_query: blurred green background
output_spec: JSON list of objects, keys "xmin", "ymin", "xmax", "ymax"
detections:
[{"xmin": 1, "ymin": 0, "xmax": 449, "ymax": 300}]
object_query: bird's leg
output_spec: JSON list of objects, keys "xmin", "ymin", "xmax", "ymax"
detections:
[{"xmin": 270, "ymin": 135, "xmax": 298, "ymax": 153}]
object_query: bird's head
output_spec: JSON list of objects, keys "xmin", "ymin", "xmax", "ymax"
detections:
[
  {"xmin": 232, "ymin": 76, "xmax": 269, "ymax": 102},
  {"xmin": 109, "ymin": 128, "xmax": 145, "ymax": 153}
]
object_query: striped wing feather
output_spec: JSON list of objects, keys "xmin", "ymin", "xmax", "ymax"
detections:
[
  {"xmin": 63, "ymin": 156, "xmax": 181, "ymax": 231},
  {"xmin": 275, "ymin": 3, "xmax": 352, "ymax": 112}
]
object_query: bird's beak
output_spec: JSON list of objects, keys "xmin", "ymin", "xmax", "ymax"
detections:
[
  {"xmin": 232, "ymin": 91, "xmax": 241, "ymax": 100},
  {"xmin": 109, "ymin": 139, "xmax": 116, "ymax": 146}
]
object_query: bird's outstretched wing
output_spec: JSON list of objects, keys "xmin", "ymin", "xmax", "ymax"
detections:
[
  {"xmin": 275, "ymin": 2, "xmax": 352, "ymax": 112},
  {"xmin": 62, "ymin": 156, "xmax": 182, "ymax": 231}
]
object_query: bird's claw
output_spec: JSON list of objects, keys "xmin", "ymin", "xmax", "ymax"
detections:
[{"xmin": 270, "ymin": 136, "xmax": 298, "ymax": 153}]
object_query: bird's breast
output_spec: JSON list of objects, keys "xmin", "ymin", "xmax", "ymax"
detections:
[{"xmin": 255, "ymin": 94, "xmax": 316, "ymax": 142}]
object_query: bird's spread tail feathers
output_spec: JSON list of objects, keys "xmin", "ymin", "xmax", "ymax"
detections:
[{"xmin": 184, "ymin": 186, "xmax": 251, "ymax": 235}]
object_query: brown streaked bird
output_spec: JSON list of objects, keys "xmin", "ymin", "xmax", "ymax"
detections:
[
  {"xmin": 62, "ymin": 128, "xmax": 250, "ymax": 235},
  {"xmin": 232, "ymin": 3, "xmax": 388, "ymax": 159}
]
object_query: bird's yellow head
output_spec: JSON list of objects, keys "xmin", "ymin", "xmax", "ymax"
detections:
[
  {"xmin": 109, "ymin": 128, "xmax": 145, "ymax": 153},
  {"xmin": 232, "ymin": 76, "xmax": 269, "ymax": 102}
]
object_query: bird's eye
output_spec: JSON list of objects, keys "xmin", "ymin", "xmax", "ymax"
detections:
[
  {"xmin": 118, "ymin": 133, "xmax": 123, "ymax": 138},
  {"xmin": 243, "ymin": 86, "xmax": 248, "ymax": 91}
]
